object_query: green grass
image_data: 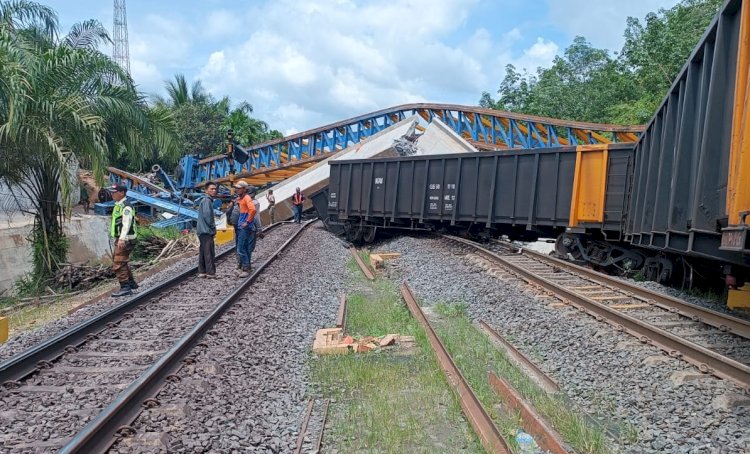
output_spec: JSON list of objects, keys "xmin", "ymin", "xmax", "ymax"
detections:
[
  {"xmin": 310, "ymin": 262, "xmax": 483, "ymax": 452},
  {"xmin": 432, "ymin": 303, "xmax": 612, "ymax": 454},
  {"xmin": 356, "ymin": 248, "xmax": 376, "ymax": 274}
]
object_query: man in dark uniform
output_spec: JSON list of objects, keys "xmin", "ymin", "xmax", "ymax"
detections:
[{"xmin": 108, "ymin": 184, "xmax": 138, "ymax": 296}]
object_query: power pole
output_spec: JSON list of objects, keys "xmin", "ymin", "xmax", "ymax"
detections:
[{"xmin": 113, "ymin": 0, "xmax": 131, "ymax": 76}]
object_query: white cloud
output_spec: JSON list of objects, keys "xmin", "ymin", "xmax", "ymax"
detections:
[
  {"xmin": 512, "ymin": 37, "xmax": 559, "ymax": 71},
  {"xmin": 130, "ymin": 15, "xmax": 192, "ymax": 64},
  {"xmin": 198, "ymin": 0, "xmax": 491, "ymax": 131},
  {"xmin": 203, "ymin": 9, "xmax": 242, "ymax": 39},
  {"xmin": 130, "ymin": 59, "xmax": 163, "ymax": 95},
  {"xmin": 546, "ymin": 0, "xmax": 679, "ymax": 51}
]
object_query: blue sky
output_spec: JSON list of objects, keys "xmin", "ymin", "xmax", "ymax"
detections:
[{"xmin": 43, "ymin": 0, "xmax": 679, "ymax": 134}]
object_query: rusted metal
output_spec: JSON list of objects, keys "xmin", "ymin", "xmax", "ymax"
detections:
[
  {"xmin": 520, "ymin": 246, "xmax": 750, "ymax": 340},
  {"xmin": 400, "ymin": 283, "xmax": 510, "ymax": 453},
  {"xmin": 350, "ymin": 247, "xmax": 375, "ymax": 280},
  {"xmin": 336, "ymin": 294, "xmax": 347, "ymax": 329},
  {"xmin": 479, "ymin": 321, "xmax": 560, "ymax": 393},
  {"xmin": 294, "ymin": 399, "xmax": 315, "ymax": 454},
  {"xmin": 453, "ymin": 237, "xmax": 750, "ymax": 389},
  {"xmin": 106, "ymin": 167, "xmax": 165, "ymax": 194},
  {"xmin": 488, "ymin": 372, "xmax": 568, "ymax": 454},
  {"xmin": 315, "ymin": 399, "xmax": 330, "ymax": 452},
  {"xmin": 58, "ymin": 220, "xmax": 316, "ymax": 454}
]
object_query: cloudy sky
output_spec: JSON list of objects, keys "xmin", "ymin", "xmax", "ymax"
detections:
[{"xmin": 44, "ymin": 0, "xmax": 678, "ymax": 134}]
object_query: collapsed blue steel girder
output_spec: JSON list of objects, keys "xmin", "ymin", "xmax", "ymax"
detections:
[{"xmin": 178, "ymin": 103, "xmax": 643, "ymax": 189}]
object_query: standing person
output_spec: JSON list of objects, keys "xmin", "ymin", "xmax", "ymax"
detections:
[
  {"xmin": 250, "ymin": 188, "xmax": 264, "ymax": 252},
  {"xmin": 266, "ymin": 189, "xmax": 276, "ymax": 224},
  {"xmin": 80, "ymin": 184, "xmax": 90, "ymax": 214},
  {"xmin": 292, "ymin": 187, "xmax": 305, "ymax": 224},
  {"xmin": 226, "ymin": 194, "xmax": 242, "ymax": 269},
  {"xmin": 108, "ymin": 184, "xmax": 138, "ymax": 297},
  {"xmin": 234, "ymin": 181, "xmax": 257, "ymax": 277},
  {"xmin": 197, "ymin": 181, "xmax": 218, "ymax": 278}
]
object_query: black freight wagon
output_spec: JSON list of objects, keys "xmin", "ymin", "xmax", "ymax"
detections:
[{"xmin": 327, "ymin": 144, "xmax": 635, "ymax": 251}]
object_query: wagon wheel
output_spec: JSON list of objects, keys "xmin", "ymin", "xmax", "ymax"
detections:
[{"xmin": 362, "ymin": 226, "xmax": 377, "ymax": 243}]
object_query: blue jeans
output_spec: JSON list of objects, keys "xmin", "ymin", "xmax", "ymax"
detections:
[
  {"xmin": 293, "ymin": 204, "xmax": 302, "ymax": 223},
  {"xmin": 236, "ymin": 227, "xmax": 256, "ymax": 268}
]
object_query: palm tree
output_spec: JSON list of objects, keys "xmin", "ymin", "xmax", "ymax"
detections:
[
  {"xmin": 0, "ymin": 1, "xmax": 179, "ymax": 282},
  {"xmin": 161, "ymin": 73, "xmax": 211, "ymax": 107}
]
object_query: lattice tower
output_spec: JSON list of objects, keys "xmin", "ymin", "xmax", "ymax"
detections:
[{"xmin": 113, "ymin": 0, "xmax": 130, "ymax": 75}]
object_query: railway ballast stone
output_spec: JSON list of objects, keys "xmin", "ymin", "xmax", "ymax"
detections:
[{"xmin": 378, "ymin": 234, "xmax": 750, "ymax": 454}]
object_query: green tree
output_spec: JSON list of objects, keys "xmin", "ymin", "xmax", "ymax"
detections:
[
  {"xmin": 0, "ymin": 1, "xmax": 178, "ymax": 282},
  {"xmin": 483, "ymin": 37, "xmax": 640, "ymax": 124},
  {"xmin": 171, "ymin": 101, "xmax": 225, "ymax": 159},
  {"xmin": 479, "ymin": 0, "xmax": 723, "ymax": 125},
  {"xmin": 220, "ymin": 100, "xmax": 283, "ymax": 146},
  {"xmin": 620, "ymin": 0, "xmax": 723, "ymax": 119},
  {"xmin": 161, "ymin": 73, "xmax": 211, "ymax": 107}
]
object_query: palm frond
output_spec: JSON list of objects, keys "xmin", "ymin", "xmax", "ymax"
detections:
[{"xmin": 63, "ymin": 19, "xmax": 111, "ymax": 50}]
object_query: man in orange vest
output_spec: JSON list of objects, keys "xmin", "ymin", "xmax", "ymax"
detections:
[
  {"xmin": 292, "ymin": 187, "xmax": 304, "ymax": 224},
  {"xmin": 234, "ymin": 181, "xmax": 257, "ymax": 277}
]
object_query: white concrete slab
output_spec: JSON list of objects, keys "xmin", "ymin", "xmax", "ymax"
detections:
[
  {"xmin": 415, "ymin": 117, "xmax": 477, "ymax": 155},
  {"xmin": 251, "ymin": 116, "xmax": 479, "ymax": 224}
]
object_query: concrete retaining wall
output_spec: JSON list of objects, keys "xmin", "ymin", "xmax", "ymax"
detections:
[{"xmin": 0, "ymin": 215, "xmax": 111, "ymax": 295}]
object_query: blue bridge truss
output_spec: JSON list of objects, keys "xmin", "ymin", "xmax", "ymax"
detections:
[{"xmin": 177, "ymin": 103, "xmax": 644, "ymax": 189}]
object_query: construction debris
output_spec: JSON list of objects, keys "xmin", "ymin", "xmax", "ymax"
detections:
[
  {"xmin": 312, "ymin": 328, "xmax": 415, "ymax": 355},
  {"xmin": 369, "ymin": 252, "xmax": 401, "ymax": 270},
  {"xmin": 55, "ymin": 263, "xmax": 117, "ymax": 291},
  {"xmin": 138, "ymin": 233, "xmax": 197, "ymax": 260},
  {"xmin": 52, "ymin": 234, "xmax": 196, "ymax": 293}
]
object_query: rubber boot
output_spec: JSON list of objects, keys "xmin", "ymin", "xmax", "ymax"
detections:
[{"xmin": 112, "ymin": 283, "xmax": 132, "ymax": 297}]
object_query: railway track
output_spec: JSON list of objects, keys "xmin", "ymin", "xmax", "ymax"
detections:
[
  {"xmin": 444, "ymin": 235, "xmax": 750, "ymax": 389},
  {"xmin": 0, "ymin": 221, "xmax": 313, "ymax": 453}
]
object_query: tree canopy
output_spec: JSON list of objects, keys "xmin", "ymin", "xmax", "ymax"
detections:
[
  {"xmin": 152, "ymin": 74, "xmax": 283, "ymax": 169},
  {"xmin": 0, "ymin": 0, "xmax": 179, "ymax": 279},
  {"xmin": 480, "ymin": 0, "xmax": 724, "ymax": 125}
]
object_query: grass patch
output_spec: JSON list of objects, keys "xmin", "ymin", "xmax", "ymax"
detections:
[
  {"xmin": 432, "ymin": 303, "xmax": 611, "ymax": 454},
  {"xmin": 356, "ymin": 248, "xmax": 377, "ymax": 274},
  {"xmin": 310, "ymin": 270, "xmax": 482, "ymax": 452}
]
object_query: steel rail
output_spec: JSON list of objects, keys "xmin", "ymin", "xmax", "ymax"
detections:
[
  {"xmin": 448, "ymin": 236, "xmax": 750, "ymax": 389},
  {"xmin": 479, "ymin": 321, "xmax": 560, "ymax": 394},
  {"xmin": 59, "ymin": 219, "xmax": 316, "ymax": 453},
  {"xmin": 336, "ymin": 294, "xmax": 347, "ymax": 329},
  {"xmin": 487, "ymin": 372, "xmax": 568, "ymax": 454},
  {"xmin": 350, "ymin": 247, "xmax": 375, "ymax": 280},
  {"xmin": 293, "ymin": 399, "xmax": 315, "ymax": 454},
  {"xmin": 400, "ymin": 283, "xmax": 510, "ymax": 453},
  {"xmin": 517, "ymin": 245, "xmax": 750, "ymax": 340},
  {"xmin": 315, "ymin": 399, "xmax": 330, "ymax": 452},
  {"xmin": 0, "ymin": 222, "xmax": 283, "ymax": 385}
]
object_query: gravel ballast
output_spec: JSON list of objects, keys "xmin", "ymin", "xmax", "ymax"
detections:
[
  {"xmin": 378, "ymin": 234, "xmax": 750, "ymax": 454},
  {"xmin": 0, "ymin": 243, "xmax": 237, "ymax": 362},
  {"xmin": 110, "ymin": 223, "xmax": 349, "ymax": 453},
  {"xmin": 0, "ymin": 224, "xmax": 308, "ymax": 452}
]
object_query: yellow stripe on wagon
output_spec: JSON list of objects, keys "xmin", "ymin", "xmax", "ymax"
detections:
[
  {"xmin": 568, "ymin": 144, "xmax": 610, "ymax": 227},
  {"xmin": 728, "ymin": 0, "xmax": 750, "ymax": 227}
]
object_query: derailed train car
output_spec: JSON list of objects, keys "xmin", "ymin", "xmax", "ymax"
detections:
[
  {"xmin": 323, "ymin": 141, "xmax": 749, "ymax": 297},
  {"xmin": 326, "ymin": 144, "xmax": 641, "ymax": 267},
  {"xmin": 320, "ymin": 0, "xmax": 750, "ymax": 305}
]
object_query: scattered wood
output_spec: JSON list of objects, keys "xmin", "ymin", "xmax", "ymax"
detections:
[
  {"xmin": 54, "ymin": 263, "xmax": 116, "ymax": 291},
  {"xmin": 369, "ymin": 252, "xmax": 401, "ymax": 270},
  {"xmin": 312, "ymin": 329, "xmax": 412, "ymax": 356},
  {"xmin": 139, "ymin": 234, "xmax": 196, "ymax": 262}
]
